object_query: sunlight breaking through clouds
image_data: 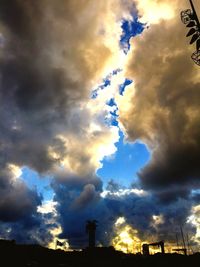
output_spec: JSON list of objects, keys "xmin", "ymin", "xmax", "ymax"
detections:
[{"xmin": 0, "ymin": 0, "xmax": 200, "ymax": 251}]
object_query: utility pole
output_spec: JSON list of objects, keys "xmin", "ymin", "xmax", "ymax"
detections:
[{"xmin": 181, "ymin": 0, "xmax": 200, "ymax": 65}]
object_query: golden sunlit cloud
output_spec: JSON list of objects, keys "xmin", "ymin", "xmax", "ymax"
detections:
[
  {"xmin": 8, "ymin": 164, "xmax": 22, "ymax": 180},
  {"xmin": 135, "ymin": 0, "xmax": 176, "ymax": 24}
]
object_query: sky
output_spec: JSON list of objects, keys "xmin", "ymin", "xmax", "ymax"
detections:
[{"xmin": 0, "ymin": 0, "xmax": 200, "ymax": 253}]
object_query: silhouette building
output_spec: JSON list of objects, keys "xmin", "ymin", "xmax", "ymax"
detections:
[{"xmin": 142, "ymin": 241, "xmax": 165, "ymax": 255}]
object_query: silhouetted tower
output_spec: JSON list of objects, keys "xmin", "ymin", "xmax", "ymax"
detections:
[{"xmin": 86, "ymin": 220, "xmax": 97, "ymax": 248}]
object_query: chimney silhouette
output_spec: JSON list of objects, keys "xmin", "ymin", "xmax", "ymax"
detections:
[{"xmin": 86, "ymin": 220, "xmax": 97, "ymax": 248}]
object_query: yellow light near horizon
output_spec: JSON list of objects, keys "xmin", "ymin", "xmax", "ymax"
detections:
[
  {"xmin": 112, "ymin": 229, "xmax": 135, "ymax": 253},
  {"xmin": 112, "ymin": 218, "xmax": 177, "ymax": 254},
  {"xmin": 112, "ymin": 218, "xmax": 142, "ymax": 254}
]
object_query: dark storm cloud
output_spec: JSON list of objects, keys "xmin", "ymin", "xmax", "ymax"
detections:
[
  {"xmin": 0, "ymin": 1, "xmax": 37, "ymax": 38},
  {"xmin": 0, "ymin": 0, "xmax": 113, "ymax": 173},
  {"xmin": 0, "ymin": 165, "xmax": 42, "ymax": 222},
  {"xmin": 51, "ymin": 171, "xmax": 103, "ymax": 247},
  {"xmin": 52, "ymin": 174, "xmax": 196, "ymax": 248},
  {"xmin": 0, "ymin": 0, "xmax": 116, "ymax": 242},
  {"xmin": 0, "ymin": 164, "xmax": 54, "ymax": 245},
  {"xmin": 0, "ymin": 0, "xmax": 74, "ymax": 172},
  {"xmin": 119, "ymin": 13, "xmax": 200, "ymax": 202},
  {"xmin": 0, "ymin": 167, "xmax": 195, "ymax": 248},
  {"xmin": 70, "ymin": 184, "xmax": 101, "ymax": 210},
  {"xmin": 0, "ymin": 207, "xmax": 56, "ymax": 245},
  {"xmin": 138, "ymin": 57, "xmax": 200, "ymax": 194}
]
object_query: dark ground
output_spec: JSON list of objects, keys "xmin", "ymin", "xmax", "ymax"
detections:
[{"xmin": 1, "ymin": 240, "xmax": 200, "ymax": 267}]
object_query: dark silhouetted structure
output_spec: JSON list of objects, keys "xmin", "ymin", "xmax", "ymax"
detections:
[
  {"xmin": 142, "ymin": 241, "xmax": 165, "ymax": 255},
  {"xmin": 86, "ymin": 220, "xmax": 97, "ymax": 248},
  {"xmin": 172, "ymin": 248, "xmax": 187, "ymax": 256},
  {"xmin": 142, "ymin": 244, "xmax": 149, "ymax": 256},
  {"xmin": 1, "ymin": 238, "xmax": 200, "ymax": 267},
  {"xmin": 181, "ymin": 0, "xmax": 200, "ymax": 65}
]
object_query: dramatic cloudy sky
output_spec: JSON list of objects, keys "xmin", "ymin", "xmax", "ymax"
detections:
[{"xmin": 0, "ymin": 0, "xmax": 200, "ymax": 253}]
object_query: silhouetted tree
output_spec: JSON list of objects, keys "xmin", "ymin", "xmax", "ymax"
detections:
[{"xmin": 181, "ymin": 0, "xmax": 200, "ymax": 65}]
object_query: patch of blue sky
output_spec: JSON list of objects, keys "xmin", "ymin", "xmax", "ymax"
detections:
[
  {"xmin": 120, "ymin": 16, "xmax": 145, "ymax": 54},
  {"xmin": 21, "ymin": 167, "xmax": 54, "ymax": 201},
  {"xmin": 105, "ymin": 98, "xmax": 119, "ymax": 127},
  {"xmin": 97, "ymin": 131, "xmax": 150, "ymax": 188},
  {"xmin": 91, "ymin": 69, "xmax": 121, "ymax": 99},
  {"xmin": 107, "ymin": 98, "xmax": 116, "ymax": 107},
  {"xmin": 119, "ymin": 78, "xmax": 133, "ymax": 95},
  {"xmin": 105, "ymin": 112, "xmax": 118, "ymax": 127}
]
